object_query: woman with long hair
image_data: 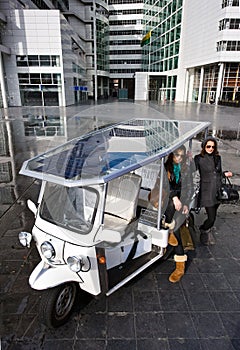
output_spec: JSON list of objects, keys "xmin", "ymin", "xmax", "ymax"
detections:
[
  {"xmin": 150, "ymin": 144, "xmax": 193, "ymax": 283},
  {"xmin": 194, "ymin": 136, "xmax": 232, "ymax": 245}
]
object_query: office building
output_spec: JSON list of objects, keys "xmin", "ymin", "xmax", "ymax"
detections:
[
  {"xmin": 0, "ymin": 0, "xmax": 239, "ymax": 108},
  {"xmin": 0, "ymin": 0, "xmax": 109, "ymax": 108},
  {"xmin": 108, "ymin": 0, "xmax": 144, "ymax": 99},
  {"xmin": 135, "ymin": 0, "xmax": 240, "ymax": 105}
]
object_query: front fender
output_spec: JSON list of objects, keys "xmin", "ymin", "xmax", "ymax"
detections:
[{"xmin": 29, "ymin": 261, "xmax": 82, "ymax": 290}]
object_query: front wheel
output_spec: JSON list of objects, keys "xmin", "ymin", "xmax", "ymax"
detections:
[{"xmin": 39, "ymin": 282, "xmax": 78, "ymax": 328}]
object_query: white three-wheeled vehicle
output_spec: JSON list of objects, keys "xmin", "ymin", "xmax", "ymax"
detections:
[{"xmin": 19, "ymin": 118, "xmax": 210, "ymax": 327}]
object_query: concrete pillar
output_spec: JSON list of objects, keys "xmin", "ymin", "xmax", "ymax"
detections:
[
  {"xmin": 215, "ymin": 63, "xmax": 224, "ymax": 105},
  {"xmin": 188, "ymin": 71, "xmax": 194, "ymax": 102},
  {"xmin": 198, "ymin": 66, "xmax": 204, "ymax": 103},
  {"xmin": 184, "ymin": 69, "xmax": 189, "ymax": 102},
  {"xmin": 0, "ymin": 53, "xmax": 8, "ymax": 108}
]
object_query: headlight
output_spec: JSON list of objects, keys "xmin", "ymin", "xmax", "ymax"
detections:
[
  {"xmin": 18, "ymin": 231, "xmax": 32, "ymax": 248},
  {"xmin": 67, "ymin": 256, "xmax": 91, "ymax": 272},
  {"xmin": 40, "ymin": 241, "xmax": 55, "ymax": 260},
  {"xmin": 67, "ymin": 256, "xmax": 83, "ymax": 272}
]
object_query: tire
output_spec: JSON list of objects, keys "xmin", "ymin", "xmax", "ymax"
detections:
[{"xmin": 39, "ymin": 282, "xmax": 78, "ymax": 328}]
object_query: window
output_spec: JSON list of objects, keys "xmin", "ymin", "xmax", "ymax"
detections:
[
  {"xmin": 222, "ymin": 0, "xmax": 239, "ymax": 7},
  {"xmin": 41, "ymin": 74, "xmax": 52, "ymax": 84},
  {"xmin": 219, "ymin": 18, "xmax": 240, "ymax": 30},
  {"xmin": 18, "ymin": 74, "xmax": 30, "ymax": 84},
  {"xmin": 40, "ymin": 56, "xmax": 51, "ymax": 66},
  {"xmin": 28, "ymin": 56, "xmax": 39, "ymax": 66},
  {"xmin": 16, "ymin": 55, "xmax": 60, "ymax": 67},
  {"xmin": 18, "ymin": 73, "xmax": 62, "ymax": 85},
  {"xmin": 16, "ymin": 56, "xmax": 27, "ymax": 66}
]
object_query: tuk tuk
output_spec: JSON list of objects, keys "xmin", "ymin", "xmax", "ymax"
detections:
[{"xmin": 18, "ymin": 118, "xmax": 210, "ymax": 327}]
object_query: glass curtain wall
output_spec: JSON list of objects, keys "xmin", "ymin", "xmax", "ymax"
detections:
[
  {"xmin": 192, "ymin": 63, "xmax": 240, "ymax": 106},
  {"xmin": 221, "ymin": 63, "xmax": 240, "ymax": 105},
  {"xmin": 142, "ymin": 0, "xmax": 183, "ymax": 102}
]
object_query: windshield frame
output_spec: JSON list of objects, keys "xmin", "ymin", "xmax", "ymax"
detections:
[{"xmin": 39, "ymin": 182, "xmax": 100, "ymax": 234}]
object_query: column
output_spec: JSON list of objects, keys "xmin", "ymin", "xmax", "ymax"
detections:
[
  {"xmin": 198, "ymin": 66, "xmax": 204, "ymax": 103},
  {"xmin": 215, "ymin": 63, "xmax": 224, "ymax": 105},
  {"xmin": 0, "ymin": 53, "xmax": 8, "ymax": 108}
]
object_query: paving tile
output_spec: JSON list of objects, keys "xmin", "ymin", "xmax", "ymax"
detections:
[
  {"xmin": 191, "ymin": 312, "xmax": 228, "ymax": 338},
  {"xmin": 76, "ymin": 313, "xmax": 107, "ymax": 339},
  {"xmin": 107, "ymin": 312, "xmax": 135, "ymax": 339},
  {"xmin": 130, "ymin": 270, "xmax": 158, "ymax": 291},
  {"xmin": 184, "ymin": 291, "xmax": 215, "ymax": 312},
  {"xmin": 158, "ymin": 289, "xmax": 189, "ymax": 311},
  {"xmin": 168, "ymin": 338, "xmax": 202, "ymax": 350},
  {"xmin": 42, "ymin": 340, "xmax": 75, "ymax": 350},
  {"xmin": 209, "ymin": 291, "xmax": 240, "ymax": 311},
  {"xmin": 107, "ymin": 288, "xmax": 133, "ymax": 312},
  {"xmin": 231, "ymin": 339, "xmax": 240, "ymax": 350},
  {"xmin": 155, "ymin": 273, "xmax": 182, "ymax": 291},
  {"xmin": 106, "ymin": 339, "xmax": 136, "ymax": 350},
  {"xmin": 137, "ymin": 338, "xmax": 169, "ymax": 350},
  {"xmin": 201, "ymin": 272, "xmax": 231, "ymax": 290},
  {"xmin": 180, "ymin": 273, "xmax": 206, "ymax": 292},
  {"xmin": 135, "ymin": 311, "xmax": 167, "ymax": 338},
  {"xmin": 215, "ymin": 258, "xmax": 240, "ymax": 273},
  {"xmin": 164, "ymin": 312, "xmax": 197, "ymax": 339},
  {"xmin": 7, "ymin": 341, "xmax": 42, "ymax": 350},
  {"xmin": 200, "ymin": 338, "xmax": 235, "ymax": 350},
  {"xmin": 192, "ymin": 258, "xmax": 221, "ymax": 273},
  {"xmin": 133, "ymin": 290, "xmax": 161, "ymax": 312},
  {"xmin": 82, "ymin": 294, "xmax": 107, "ymax": 314},
  {"xmin": 219, "ymin": 313, "xmax": 240, "ymax": 339}
]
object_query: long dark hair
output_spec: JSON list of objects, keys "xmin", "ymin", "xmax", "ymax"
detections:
[
  {"xmin": 200, "ymin": 136, "xmax": 219, "ymax": 157},
  {"xmin": 165, "ymin": 144, "xmax": 187, "ymax": 176}
]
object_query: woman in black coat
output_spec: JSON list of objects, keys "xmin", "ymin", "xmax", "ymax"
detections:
[{"xmin": 194, "ymin": 136, "xmax": 232, "ymax": 245}]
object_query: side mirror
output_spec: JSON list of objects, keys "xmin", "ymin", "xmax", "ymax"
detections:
[{"xmin": 27, "ymin": 199, "xmax": 37, "ymax": 215}]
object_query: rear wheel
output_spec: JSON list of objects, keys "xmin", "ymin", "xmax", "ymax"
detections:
[{"xmin": 39, "ymin": 282, "xmax": 78, "ymax": 328}]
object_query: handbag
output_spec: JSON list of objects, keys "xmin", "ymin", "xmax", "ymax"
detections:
[
  {"xmin": 180, "ymin": 222, "xmax": 195, "ymax": 251},
  {"xmin": 217, "ymin": 177, "xmax": 239, "ymax": 202}
]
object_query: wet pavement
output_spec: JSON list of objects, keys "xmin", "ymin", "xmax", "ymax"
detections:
[{"xmin": 1, "ymin": 101, "xmax": 240, "ymax": 350}]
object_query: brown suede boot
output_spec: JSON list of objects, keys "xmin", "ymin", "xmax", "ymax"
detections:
[
  {"xmin": 200, "ymin": 228, "xmax": 216, "ymax": 246},
  {"xmin": 168, "ymin": 231, "xmax": 178, "ymax": 246},
  {"xmin": 169, "ymin": 254, "xmax": 187, "ymax": 283}
]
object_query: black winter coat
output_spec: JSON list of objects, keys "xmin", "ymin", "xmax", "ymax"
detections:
[{"xmin": 194, "ymin": 153, "xmax": 222, "ymax": 207}]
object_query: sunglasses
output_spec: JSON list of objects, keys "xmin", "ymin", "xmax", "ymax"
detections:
[{"xmin": 206, "ymin": 145, "xmax": 215, "ymax": 149}]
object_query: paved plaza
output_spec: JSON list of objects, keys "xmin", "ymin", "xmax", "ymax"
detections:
[{"xmin": 1, "ymin": 101, "xmax": 240, "ymax": 350}]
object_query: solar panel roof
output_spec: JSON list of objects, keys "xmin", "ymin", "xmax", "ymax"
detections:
[{"xmin": 20, "ymin": 118, "xmax": 210, "ymax": 186}]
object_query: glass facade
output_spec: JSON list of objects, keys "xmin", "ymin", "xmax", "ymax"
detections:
[
  {"xmin": 95, "ymin": 19, "xmax": 109, "ymax": 72},
  {"xmin": 192, "ymin": 63, "xmax": 240, "ymax": 105},
  {"xmin": 16, "ymin": 55, "xmax": 61, "ymax": 67},
  {"xmin": 222, "ymin": 63, "xmax": 240, "ymax": 103},
  {"xmin": 142, "ymin": 0, "xmax": 182, "ymax": 73},
  {"xmin": 18, "ymin": 73, "xmax": 61, "ymax": 106},
  {"xmin": 141, "ymin": 0, "xmax": 182, "ymax": 102}
]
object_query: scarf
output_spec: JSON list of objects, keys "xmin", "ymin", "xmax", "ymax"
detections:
[{"xmin": 173, "ymin": 163, "xmax": 181, "ymax": 183}]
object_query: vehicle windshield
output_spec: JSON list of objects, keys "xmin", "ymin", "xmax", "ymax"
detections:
[{"xmin": 40, "ymin": 182, "xmax": 99, "ymax": 234}]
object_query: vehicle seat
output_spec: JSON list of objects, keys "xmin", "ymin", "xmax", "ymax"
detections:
[{"xmin": 104, "ymin": 173, "xmax": 142, "ymax": 234}]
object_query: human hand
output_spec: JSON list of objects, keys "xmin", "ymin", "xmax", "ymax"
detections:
[
  {"xmin": 224, "ymin": 171, "xmax": 232, "ymax": 177},
  {"xmin": 173, "ymin": 196, "xmax": 182, "ymax": 211},
  {"xmin": 182, "ymin": 205, "xmax": 189, "ymax": 215}
]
